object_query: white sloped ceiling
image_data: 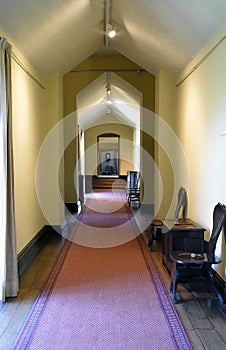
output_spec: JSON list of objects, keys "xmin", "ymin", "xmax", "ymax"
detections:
[{"xmin": 0, "ymin": 0, "xmax": 225, "ymax": 76}]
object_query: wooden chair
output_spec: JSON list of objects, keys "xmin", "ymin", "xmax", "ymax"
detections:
[
  {"xmin": 126, "ymin": 171, "xmax": 140, "ymax": 207},
  {"xmin": 148, "ymin": 187, "xmax": 187, "ymax": 250},
  {"xmin": 170, "ymin": 202, "xmax": 226, "ymax": 303}
]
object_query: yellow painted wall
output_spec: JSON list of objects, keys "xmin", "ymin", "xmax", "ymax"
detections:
[
  {"xmin": 156, "ymin": 25, "xmax": 226, "ymax": 280},
  {"xmin": 175, "ymin": 27, "xmax": 226, "ymax": 280},
  {"xmin": 9, "ymin": 36, "xmax": 64, "ymax": 253},
  {"xmin": 36, "ymin": 71, "xmax": 65, "ymax": 228},
  {"xmin": 12, "ymin": 52, "xmax": 46, "ymax": 253},
  {"xmin": 155, "ymin": 70, "xmax": 177, "ymax": 217},
  {"xmin": 63, "ymin": 54, "xmax": 155, "ymax": 202}
]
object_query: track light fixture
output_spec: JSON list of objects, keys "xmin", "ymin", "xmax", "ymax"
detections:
[
  {"xmin": 104, "ymin": 0, "xmax": 116, "ymax": 48},
  {"xmin": 106, "ymin": 72, "xmax": 112, "ymax": 114}
]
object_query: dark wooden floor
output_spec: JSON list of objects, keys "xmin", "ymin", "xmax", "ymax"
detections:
[
  {"xmin": 0, "ymin": 234, "xmax": 64, "ymax": 350},
  {"xmin": 142, "ymin": 234, "xmax": 226, "ymax": 350},
  {"xmin": 0, "ymin": 227, "xmax": 226, "ymax": 350}
]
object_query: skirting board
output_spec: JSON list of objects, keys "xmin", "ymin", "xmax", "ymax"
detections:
[
  {"xmin": 17, "ymin": 225, "xmax": 62, "ymax": 277},
  {"xmin": 211, "ymin": 268, "xmax": 226, "ymax": 304}
]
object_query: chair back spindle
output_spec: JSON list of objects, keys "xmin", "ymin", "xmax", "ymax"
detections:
[
  {"xmin": 207, "ymin": 202, "xmax": 226, "ymax": 261},
  {"xmin": 174, "ymin": 187, "xmax": 187, "ymax": 219}
]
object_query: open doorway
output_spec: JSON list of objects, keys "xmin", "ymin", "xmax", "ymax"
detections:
[
  {"xmin": 97, "ymin": 133, "xmax": 119, "ymax": 177},
  {"xmin": 76, "ymin": 72, "xmax": 144, "ymax": 194}
]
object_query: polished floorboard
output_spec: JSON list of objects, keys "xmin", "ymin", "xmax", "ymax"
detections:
[{"xmin": 0, "ymin": 208, "xmax": 226, "ymax": 350}]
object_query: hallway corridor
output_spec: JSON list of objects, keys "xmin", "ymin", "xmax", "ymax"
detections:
[{"xmin": 0, "ymin": 199, "xmax": 226, "ymax": 350}]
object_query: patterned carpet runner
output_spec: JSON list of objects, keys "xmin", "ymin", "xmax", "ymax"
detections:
[{"xmin": 14, "ymin": 192, "xmax": 192, "ymax": 350}]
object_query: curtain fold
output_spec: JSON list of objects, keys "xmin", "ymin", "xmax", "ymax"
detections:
[{"xmin": 0, "ymin": 37, "xmax": 18, "ymax": 302}]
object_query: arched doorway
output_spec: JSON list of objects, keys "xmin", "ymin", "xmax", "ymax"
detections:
[{"xmin": 97, "ymin": 133, "xmax": 119, "ymax": 177}]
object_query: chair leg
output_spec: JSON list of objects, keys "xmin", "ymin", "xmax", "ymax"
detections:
[
  {"xmin": 170, "ymin": 262, "xmax": 179, "ymax": 304},
  {"xmin": 148, "ymin": 225, "xmax": 154, "ymax": 251},
  {"xmin": 128, "ymin": 199, "xmax": 131, "ymax": 206}
]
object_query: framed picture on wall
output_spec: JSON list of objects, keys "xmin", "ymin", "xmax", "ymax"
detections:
[{"xmin": 106, "ymin": 152, "xmax": 111, "ymax": 161}]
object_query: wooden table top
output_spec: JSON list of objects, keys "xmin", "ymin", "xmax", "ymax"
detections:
[{"xmin": 162, "ymin": 218, "xmax": 205, "ymax": 233}]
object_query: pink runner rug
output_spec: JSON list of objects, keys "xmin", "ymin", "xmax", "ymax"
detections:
[
  {"xmin": 71, "ymin": 191, "xmax": 141, "ymax": 248},
  {"xmin": 14, "ymin": 192, "xmax": 192, "ymax": 350}
]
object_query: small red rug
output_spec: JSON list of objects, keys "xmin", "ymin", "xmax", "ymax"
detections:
[{"xmin": 14, "ymin": 192, "xmax": 192, "ymax": 350}]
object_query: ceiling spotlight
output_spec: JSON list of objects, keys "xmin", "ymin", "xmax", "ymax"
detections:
[
  {"xmin": 107, "ymin": 87, "xmax": 111, "ymax": 98},
  {"xmin": 106, "ymin": 71, "xmax": 112, "ymax": 113},
  {"xmin": 108, "ymin": 29, "xmax": 116, "ymax": 38},
  {"xmin": 106, "ymin": 23, "xmax": 116, "ymax": 38},
  {"xmin": 104, "ymin": 0, "xmax": 115, "ymax": 48}
]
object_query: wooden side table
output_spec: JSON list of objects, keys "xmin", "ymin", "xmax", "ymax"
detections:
[{"xmin": 162, "ymin": 218, "xmax": 205, "ymax": 272}]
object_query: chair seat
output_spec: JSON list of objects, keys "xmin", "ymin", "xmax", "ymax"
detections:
[
  {"xmin": 127, "ymin": 189, "xmax": 140, "ymax": 207},
  {"xmin": 171, "ymin": 251, "xmax": 221, "ymax": 265},
  {"xmin": 169, "ymin": 202, "xmax": 226, "ymax": 304}
]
